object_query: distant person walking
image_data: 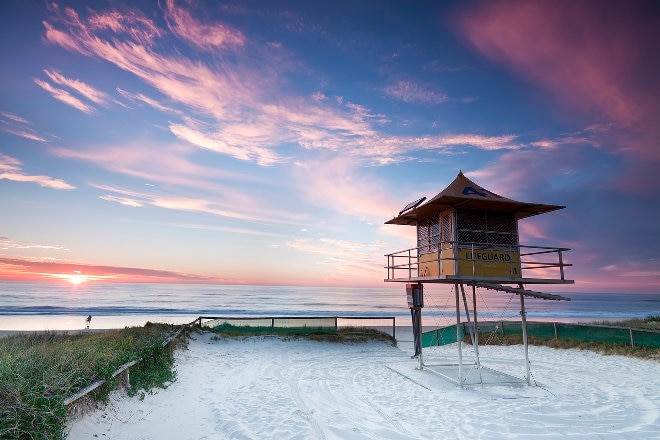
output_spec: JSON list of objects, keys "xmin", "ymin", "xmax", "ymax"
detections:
[{"xmin": 86, "ymin": 315, "xmax": 92, "ymax": 329}]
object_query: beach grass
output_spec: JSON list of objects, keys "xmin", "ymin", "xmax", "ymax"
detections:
[
  {"xmin": 588, "ymin": 315, "xmax": 660, "ymax": 330},
  {"xmin": 478, "ymin": 334, "xmax": 659, "ymax": 359},
  {"xmin": 0, "ymin": 323, "xmax": 181, "ymax": 440},
  {"xmin": 208, "ymin": 323, "xmax": 396, "ymax": 345}
]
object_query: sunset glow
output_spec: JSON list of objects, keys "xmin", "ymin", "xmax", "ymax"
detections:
[
  {"xmin": 40, "ymin": 272, "xmax": 113, "ymax": 285},
  {"xmin": 67, "ymin": 274, "xmax": 84, "ymax": 285},
  {"xmin": 0, "ymin": 0, "xmax": 658, "ymax": 292}
]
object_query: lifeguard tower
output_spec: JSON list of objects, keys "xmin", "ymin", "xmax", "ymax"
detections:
[{"xmin": 385, "ymin": 171, "xmax": 573, "ymax": 386}]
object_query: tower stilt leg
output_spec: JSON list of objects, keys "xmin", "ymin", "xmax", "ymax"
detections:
[
  {"xmin": 472, "ymin": 285, "xmax": 482, "ymax": 382},
  {"xmin": 519, "ymin": 286, "xmax": 531, "ymax": 385},
  {"xmin": 455, "ymin": 283, "xmax": 463, "ymax": 386}
]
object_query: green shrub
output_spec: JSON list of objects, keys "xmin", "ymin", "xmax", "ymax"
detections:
[{"xmin": 0, "ymin": 323, "xmax": 182, "ymax": 440}]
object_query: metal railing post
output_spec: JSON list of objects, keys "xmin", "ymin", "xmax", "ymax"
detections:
[{"xmin": 558, "ymin": 249, "xmax": 565, "ymax": 280}]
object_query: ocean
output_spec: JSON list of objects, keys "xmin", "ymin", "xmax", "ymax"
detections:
[{"xmin": 0, "ymin": 281, "xmax": 658, "ymax": 331}]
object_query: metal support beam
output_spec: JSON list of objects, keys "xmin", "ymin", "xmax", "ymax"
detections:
[
  {"xmin": 455, "ymin": 283, "xmax": 463, "ymax": 387},
  {"xmin": 472, "ymin": 284, "xmax": 481, "ymax": 369},
  {"xmin": 460, "ymin": 283, "xmax": 474, "ymax": 345},
  {"xmin": 520, "ymin": 289, "xmax": 531, "ymax": 385}
]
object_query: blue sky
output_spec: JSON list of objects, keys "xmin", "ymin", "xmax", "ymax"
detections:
[{"xmin": 0, "ymin": 0, "xmax": 658, "ymax": 292}]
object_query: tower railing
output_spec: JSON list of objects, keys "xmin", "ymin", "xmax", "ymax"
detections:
[{"xmin": 385, "ymin": 241, "xmax": 571, "ymax": 284}]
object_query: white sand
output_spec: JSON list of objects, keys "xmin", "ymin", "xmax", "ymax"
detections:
[{"xmin": 67, "ymin": 331, "xmax": 659, "ymax": 439}]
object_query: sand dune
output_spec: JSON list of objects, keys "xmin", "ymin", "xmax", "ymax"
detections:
[{"xmin": 67, "ymin": 331, "xmax": 659, "ymax": 439}]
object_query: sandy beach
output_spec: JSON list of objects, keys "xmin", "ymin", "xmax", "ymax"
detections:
[{"xmin": 64, "ymin": 330, "xmax": 660, "ymax": 439}]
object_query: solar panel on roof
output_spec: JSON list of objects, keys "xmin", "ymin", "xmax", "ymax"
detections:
[{"xmin": 398, "ymin": 196, "xmax": 426, "ymax": 216}]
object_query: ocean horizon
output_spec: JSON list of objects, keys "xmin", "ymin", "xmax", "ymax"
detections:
[{"xmin": 1, "ymin": 281, "xmax": 658, "ymax": 332}]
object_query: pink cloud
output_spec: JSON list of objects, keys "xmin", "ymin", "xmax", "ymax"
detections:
[
  {"xmin": 0, "ymin": 112, "xmax": 48, "ymax": 142},
  {"xmin": 163, "ymin": 0, "xmax": 245, "ymax": 50},
  {"xmin": 285, "ymin": 237, "xmax": 386, "ymax": 279},
  {"xmin": 88, "ymin": 9, "xmax": 162, "ymax": 45},
  {"xmin": 0, "ymin": 237, "xmax": 68, "ymax": 251},
  {"xmin": 384, "ymin": 80, "xmax": 449, "ymax": 105},
  {"xmin": 116, "ymin": 88, "xmax": 178, "ymax": 114},
  {"xmin": 0, "ymin": 153, "xmax": 75, "ymax": 190},
  {"xmin": 42, "ymin": 1, "xmax": 531, "ymax": 168},
  {"xmin": 458, "ymin": 0, "xmax": 659, "ymax": 160},
  {"xmin": 34, "ymin": 78, "xmax": 95, "ymax": 113},
  {"xmin": 43, "ymin": 69, "xmax": 108, "ymax": 104},
  {"xmin": 0, "ymin": 257, "xmax": 220, "ymax": 284},
  {"xmin": 293, "ymin": 156, "xmax": 402, "ymax": 223}
]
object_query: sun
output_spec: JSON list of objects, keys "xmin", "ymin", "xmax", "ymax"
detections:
[
  {"xmin": 59, "ymin": 270, "xmax": 87, "ymax": 285},
  {"xmin": 68, "ymin": 274, "xmax": 84, "ymax": 285}
]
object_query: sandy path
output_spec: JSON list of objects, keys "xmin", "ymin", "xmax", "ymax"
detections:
[{"xmin": 67, "ymin": 331, "xmax": 660, "ymax": 439}]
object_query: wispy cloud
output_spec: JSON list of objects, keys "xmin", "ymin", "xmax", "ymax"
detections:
[
  {"xmin": 42, "ymin": 1, "xmax": 533, "ymax": 169},
  {"xmin": 43, "ymin": 69, "xmax": 108, "ymax": 104},
  {"xmin": 91, "ymin": 183, "xmax": 307, "ymax": 226},
  {"xmin": 34, "ymin": 78, "xmax": 95, "ymax": 113},
  {"xmin": 285, "ymin": 237, "xmax": 386, "ymax": 278},
  {"xmin": 0, "ymin": 111, "xmax": 48, "ymax": 142},
  {"xmin": 0, "ymin": 237, "xmax": 68, "ymax": 251},
  {"xmin": 293, "ymin": 156, "xmax": 402, "ymax": 223},
  {"xmin": 52, "ymin": 142, "xmax": 308, "ymax": 226},
  {"xmin": 51, "ymin": 142, "xmax": 240, "ymax": 189},
  {"xmin": 162, "ymin": 0, "xmax": 245, "ymax": 51},
  {"xmin": 98, "ymin": 194, "xmax": 143, "ymax": 207},
  {"xmin": 0, "ymin": 153, "xmax": 75, "ymax": 190},
  {"xmin": 116, "ymin": 88, "xmax": 178, "ymax": 114},
  {"xmin": 34, "ymin": 69, "xmax": 108, "ymax": 113},
  {"xmin": 384, "ymin": 80, "xmax": 448, "ymax": 105}
]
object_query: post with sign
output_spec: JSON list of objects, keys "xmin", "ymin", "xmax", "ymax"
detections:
[{"xmin": 406, "ymin": 283, "xmax": 424, "ymax": 369}]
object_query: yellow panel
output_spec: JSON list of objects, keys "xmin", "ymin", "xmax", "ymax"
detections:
[
  {"xmin": 418, "ymin": 252, "xmax": 439, "ymax": 276},
  {"xmin": 440, "ymin": 248, "xmax": 456, "ymax": 275},
  {"xmin": 457, "ymin": 248, "xmax": 521, "ymax": 278}
]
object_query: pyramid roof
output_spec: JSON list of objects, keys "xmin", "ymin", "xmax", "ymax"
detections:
[{"xmin": 385, "ymin": 171, "xmax": 564, "ymax": 226}]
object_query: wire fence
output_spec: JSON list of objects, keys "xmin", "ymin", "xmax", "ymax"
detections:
[{"xmin": 422, "ymin": 320, "xmax": 660, "ymax": 349}]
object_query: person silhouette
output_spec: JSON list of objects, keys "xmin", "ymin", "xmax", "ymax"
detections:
[{"xmin": 86, "ymin": 315, "xmax": 92, "ymax": 329}]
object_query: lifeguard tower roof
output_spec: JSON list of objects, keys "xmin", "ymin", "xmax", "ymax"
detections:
[{"xmin": 386, "ymin": 171, "xmax": 564, "ymax": 226}]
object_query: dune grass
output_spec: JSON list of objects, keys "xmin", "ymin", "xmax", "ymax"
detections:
[
  {"xmin": 0, "ymin": 323, "xmax": 181, "ymax": 440},
  {"xmin": 208, "ymin": 323, "xmax": 397, "ymax": 345},
  {"xmin": 472, "ymin": 334, "xmax": 659, "ymax": 359},
  {"xmin": 587, "ymin": 315, "xmax": 660, "ymax": 330}
]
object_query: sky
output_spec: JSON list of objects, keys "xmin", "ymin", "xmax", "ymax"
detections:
[{"xmin": 0, "ymin": 0, "xmax": 658, "ymax": 293}]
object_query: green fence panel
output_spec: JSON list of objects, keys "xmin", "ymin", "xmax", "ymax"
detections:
[
  {"xmin": 421, "ymin": 329, "xmax": 438, "ymax": 347},
  {"xmin": 422, "ymin": 321, "xmax": 660, "ymax": 349},
  {"xmin": 422, "ymin": 324, "xmax": 460, "ymax": 347},
  {"xmin": 557, "ymin": 324, "xmax": 630, "ymax": 345},
  {"xmin": 527, "ymin": 322, "xmax": 557, "ymax": 339},
  {"xmin": 632, "ymin": 329, "xmax": 660, "ymax": 348},
  {"xmin": 501, "ymin": 321, "xmax": 524, "ymax": 336}
]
